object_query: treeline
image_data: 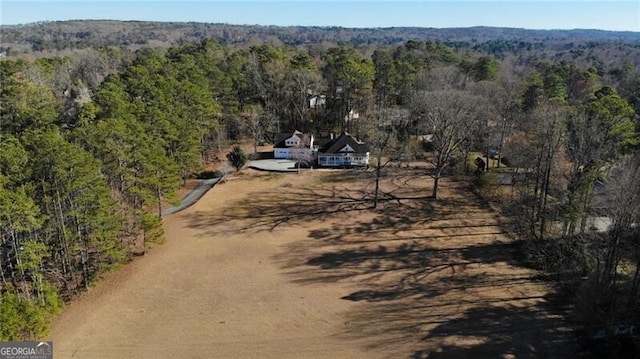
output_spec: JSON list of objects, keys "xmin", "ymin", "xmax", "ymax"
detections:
[
  {"xmin": 2, "ymin": 21, "xmax": 640, "ymax": 64},
  {"xmin": 0, "ymin": 42, "xmax": 222, "ymax": 340},
  {"xmin": 399, "ymin": 45, "xmax": 640, "ymax": 353},
  {"xmin": 0, "ymin": 36, "xmax": 639, "ymax": 353}
]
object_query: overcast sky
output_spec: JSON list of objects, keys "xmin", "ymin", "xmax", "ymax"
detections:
[{"xmin": 2, "ymin": 1, "xmax": 639, "ymax": 31}]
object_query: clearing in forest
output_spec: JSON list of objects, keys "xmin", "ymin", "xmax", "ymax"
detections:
[{"xmin": 50, "ymin": 168, "xmax": 574, "ymax": 358}]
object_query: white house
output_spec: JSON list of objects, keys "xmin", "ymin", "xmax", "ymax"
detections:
[
  {"xmin": 317, "ymin": 133, "xmax": 370, "ymax": 167},
  {"xmin": 273, "ymin": 130, "xmax": 315, "ymax": 161},
  {"xmin": 344, "ymin": 109, "xmax": 360, "ymax": 123},
  {"xmin": 308, "ymin": 95, "xmax": 326, "ymax": 109}
]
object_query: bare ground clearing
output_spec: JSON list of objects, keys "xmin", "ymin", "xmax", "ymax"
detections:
[{"xmin": 50, "ymin": 168, "xmax": 575, "ymax": 358}]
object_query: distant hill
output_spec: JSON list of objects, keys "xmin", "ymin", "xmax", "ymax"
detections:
[{"xmin": 1, "ymin": 20, "xmax": 639, "ymax": 55}]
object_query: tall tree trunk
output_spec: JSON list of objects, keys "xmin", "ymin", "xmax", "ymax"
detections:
[
  {"xmin": 8, "ymin": 221, "xmax": 28, "ymax": 299},
  {"xmin": 72, "ymin": 201, "xmax": 90, "ymax": 290},
  {"xmin": 432, "ymin": 175, "xmax": 440, "ymax": 200},
  {"xmin": 538, "ymin": 156, "xmax": 553, "ymax": 240},
  {"xmin": 628, "ymin": 258, "xmax": 640, "ymax": 307},
  {"xmin": 0, "ymin": 237, "xmax": 7, "ymax": 287},
  {"xmin": 485, "ymin": 147, "xmax": 490, "ymax": 171},
  {"xmin": 373, "ymin": 152, "xmax": 383, "ymax": 209},
  {"xmin": 156, "ymin": 187, "xmax": 163, "ymax": 218},
  {"xmin": 530, "ymin": 144, "xmax": 546, "ymax": 238},
  {"xmin": 54, "ymin": 185, "xmax": 72, "ymax": 278},
  {"xmin": 497, "ymin": 120, "xmax": 506, "ymax": 168}
]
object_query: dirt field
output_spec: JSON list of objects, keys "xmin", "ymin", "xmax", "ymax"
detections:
[{"xmin": 49, "ymin": 167, "xmax": 575, "ymax": 358}]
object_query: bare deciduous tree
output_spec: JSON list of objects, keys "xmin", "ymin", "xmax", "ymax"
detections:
[
  {"xmin": 602, "ymin": 154, "xmax": 640, "ymax": 293},
  {"xmin": 411, "ymin": 89, "xmax": 482, "ymax": 199},
  {"xmin": 364, "ymin": 107, "xmax": 411, "ymax": 208},
  {"xmin": 527, "ymin": 100, "xmax": 568, "ymax": 240},
  {"xmin": 287, "ymin": 69, "xmax": 323, "ymax": 129},
  {"xmin": 240, "ymin": 106, "xmax": 276, "ymax": 154}
]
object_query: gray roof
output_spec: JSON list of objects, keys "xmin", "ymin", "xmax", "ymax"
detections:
[
  {"xmin": 318, "ymin": 132, "xmax": 370, "ymax": 154},
  {"xmin": 273, "ymin": 130, "xmax": 312, "ymax": 148}
]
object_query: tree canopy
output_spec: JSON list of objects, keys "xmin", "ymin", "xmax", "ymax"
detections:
[{"xmin": 1, "ymin": 32, "xmax": 638, "ymax": 347}]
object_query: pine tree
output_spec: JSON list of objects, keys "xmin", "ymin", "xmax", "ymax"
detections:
[{"xmin": 227, "ymin": 146, "xmax": 247, "ymax": 172}]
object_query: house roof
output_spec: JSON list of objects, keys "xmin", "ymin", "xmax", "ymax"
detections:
[
  {"xmin": 318, "ymin": 132, "xmax": 370, "ymax": 154},
  {"xmin": 315, "ymin": 136, "xmax": 334, "ymax": 148},
  {"xmin": 307, "ymin": 94, "xmax": 326, "ymax": 101},
  {"xmin": 273, "ymin": 130, "xmax": 313, "ymax": 148}
]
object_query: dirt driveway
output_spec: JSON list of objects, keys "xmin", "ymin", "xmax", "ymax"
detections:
[{"xmin": 50, "ymin": 169, "xmax": 574, "ymax": 358}]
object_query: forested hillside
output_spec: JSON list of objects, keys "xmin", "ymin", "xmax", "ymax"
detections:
[
  {"xmin": 2, "ymin": 20, "xmax": 640, "ymax": 55},
  {"xmin": 1, "ymin": 22, "xmax": 639, "ymax": 356}
]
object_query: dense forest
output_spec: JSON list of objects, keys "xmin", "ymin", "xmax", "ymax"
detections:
[
  {"xmin": 3, "ymin": 21, "xmax": 640, "ymax": 53},
  {"xmin": 1, "ymin": 21, "xmax": 639, "ymax": 356}
]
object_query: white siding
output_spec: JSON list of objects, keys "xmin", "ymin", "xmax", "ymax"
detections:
[
  {"xmin": 274, "ymin": 148, "xmax": 313, "ymax": 160},
  {"xmin": 317, "ymin": 153, "xmax": 370, "ymax": 167},
  {"xmin": 274, "ymin": 149, "xmax": 291, "ymax": 159}
]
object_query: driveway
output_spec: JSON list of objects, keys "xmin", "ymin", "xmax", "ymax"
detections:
[
  {"xmin": 247, "ymin": 159, "xmax": 309, "ymax": 172},
  {"xmin": 161, "ymin": 177, "xmax": 223, "ymax": 216}
]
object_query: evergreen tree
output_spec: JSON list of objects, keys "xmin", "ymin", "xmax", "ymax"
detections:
[{"xmin": 226, "ymin": 146, "xmax": 247, "ymax": 172}]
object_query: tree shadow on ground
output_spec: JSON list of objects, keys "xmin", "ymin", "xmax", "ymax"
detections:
[
  {"xmin": 271, "ymin": 178, "xmax": 578, "ymax": 358},
  {"xmin": 184, "ymin": 169, "xmax": 578, "ymax": 357},
  {"xmin": 184, "ymin": 169, "xmax": 433, "ymax": 235}
]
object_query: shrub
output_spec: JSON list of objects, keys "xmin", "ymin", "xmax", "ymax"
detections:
[
  {"xmin": 226, "ymin": 146, "xmax": 247, "ymax": 172},
  {"xmin": 475, "ymin": 171, "xmax": 500, "ymax": 200}
]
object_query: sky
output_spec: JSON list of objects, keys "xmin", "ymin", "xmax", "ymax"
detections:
[{"xmin": 1, "ymin": 1, "xmax": 639, "ymax": 31}]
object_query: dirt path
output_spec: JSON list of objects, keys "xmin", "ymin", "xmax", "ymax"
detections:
[{"xmin": 50, "ymin": 169, "xmax": 574, "ymax": 358}]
